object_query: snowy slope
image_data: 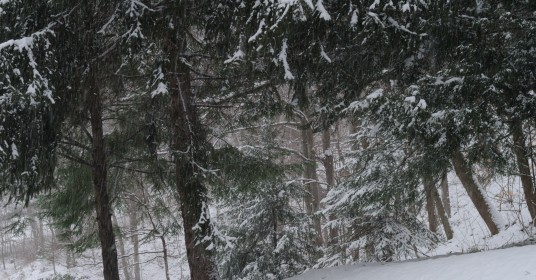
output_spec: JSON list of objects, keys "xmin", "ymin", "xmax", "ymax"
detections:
[
  {"xmin": 289, "ymin": 244, "xmax": 536, "ymax": 280},
  {"xmin": 430, "ymin": 174, "xmax": 533, "ymax": 256},
  {"xmin": 289, "ymin": 173, "xmax": 536, "ymax": 280}
]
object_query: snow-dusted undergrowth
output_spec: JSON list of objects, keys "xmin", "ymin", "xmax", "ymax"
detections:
[
  {"xmin": 3, "ymin": 173, "xmax": 535, "ymax": 280},
  {"xmin": 289, "ymin": 173, "xmax": 535, "ymax": 280}
]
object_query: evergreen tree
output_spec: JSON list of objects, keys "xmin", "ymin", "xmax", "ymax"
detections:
[{"xmin": 213, "ymin": 122, "xmax": 319, "ymax": 280}]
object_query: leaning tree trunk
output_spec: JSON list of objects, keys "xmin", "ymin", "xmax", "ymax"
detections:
[
  {"xmin": 451, "ymin": 150, "xmax": 502, "ymax": 235},
  {"xmin": 166, "ymin": 2, "xmax": 220, "ymax": 275},
  {"xmin": 425, "ymin": 176, "xmax": 454, "ymax": 240},
  {"xmin": 88, "ymin": 84, "xmax": 120, "ymax": 280},
  {"xmin": 511, "ymin": 120, "xmax": 536, "ymax": 223}
]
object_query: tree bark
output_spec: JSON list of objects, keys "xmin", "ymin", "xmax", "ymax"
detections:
[
  {"xmin": 50, "ymin": 226, "xmax": 57, "ymax": 275},
  {"xmin": 295, "ymin": 78, "xmax": 323, "ymax": 247},
  {"xmin": 167, "ymin": 2, "xmax": 220, "ymax": 276},
  {"xmin": 160, "ymin": 236, "xmax": 171, "ymax": 280},
  {"xmin": 322, "ymin": 129, "xmax": 338, "ymax": 245},
  {"xmin": 427, "ymin": 179, "xmax": 454, "ymax": 240},
  {"xmin": 171, "ymin": 72, "xmax": 219, "ymax": 280},
  {"xmin": 112, "ymin": 214, "xmax": 131, "ymax": 280},
  {"xmin": 88, "ymin": 84, "xmax": 120, "ymax": 280},
  {"xmin": 511, "ymin": 120, "xmax": 536, "ymax": 223},
  {"xmin": 28, "ymin": 207, "xmax": 40, "ymax": 258},
  {"xmin": 128, "ymin": 201, "xmax": 141, "ymax": 280},
  {"xmin": 301, "ymin": 121, "xmax": 324, "ymax": 246},
  {"xmin": 423, "ymin": 176, "xmax": 438, "ymax": 233},
  {"xmin": 451, "ymin": 150, "xmax": 501, "ymax": 235},
  {"xmin": 440, "ymin": 172, "xmax": 451, "ymax": 217}
]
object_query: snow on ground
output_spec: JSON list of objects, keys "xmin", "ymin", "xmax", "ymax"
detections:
[
  {"xmin": 1, "ymin": 226, "xmax": 191, "ymax": 280},
  {"xmin": 289, "ymin": 244, "xmax": 536, "ymax": 280},
  {"xmin": 3, "ymin": 172, "xmax": 536, "ymax": 279},
  {"xmin": 289, "ymin": 173, "xmax": 536, "ymax": 280},
  {"xmin": 2, "ymin": 241, "xmax": 191, "ymax": 280},
  {"xmin": 430, "ymin": 173, "xmax": 534, "ymax": 256}
]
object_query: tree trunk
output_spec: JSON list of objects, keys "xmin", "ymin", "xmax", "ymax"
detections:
[
  {"xmin": 28, "ymin": 207, "xmax": 40, "ymax": 259},
  {"xmin": 50, "ymin": 227, "xmax": 57, "ymax": 275},
  {"xmin": 88, "ymin": 84, "xmax": 120, "ymax": 280},
  {"xmin": 112, "ymin": 214, "xmax": 131, "ymax": 280},
  {"xmin": 171, "ymin": 71, "xmax": 219, "ymax": 280},
  {"xmin": 160, "ymin": 236, "xmax": 171, "ymax": 280},
  {"xmin": 428, "ymin": 180, "xmax": 454, "ymax": 240},
  {"xmin": 322, "ymin": 129, "xmax": 338, "ymax": 245},
  {"xmin": 451, "ymin": 150, "xmax": 502, "ymax": 235},
  {"xmin": 423, "ymin": 177, "xmax": 438, "ymax": 233},
  {"xmin": 511, "ymin": 120, "xmax": 536, "ymax": 223},
  {"xmin": 128, "ymin": 201, "xmax": 141, "ymax": 280},
  {"xmin": 167, "ymin": 3, "xmax": 220, "ymax": 276},
  {"xmin": 334, "ymin": 122, "xmax": 345, "ymax": 164},
  {"xmin": 171, "ymin": 73, "xmax": 219, "ymax": 280},
  {"xmin": 301, "ymin": 122, "xmax": 324, "ymax": 246},
  {"xmin": 440, "ymin": 172, "xmax": 451, "ymax": 217},
  {"xmin": 11, "ymin": 240, "xmax": 15, "ymax": 270},
  {"xmin": 1, "ymin": 234, "xmax": 5, "ymax": 270}
]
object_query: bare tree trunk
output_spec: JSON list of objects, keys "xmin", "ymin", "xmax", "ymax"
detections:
[
  {"xmin": 301, "ymin": 122, "xmax": 324, "ymax": 246},
  {"xmin": 88, "ymin": 82, "xmax": 120, "ymax": 280},
  {"xmin": 511, "ymin": 120, "xmax": 536, "ymax": 223},
  {"xmin": 440, "ymin": 172, "xmax": 451, "ymax": 217},
  {"xmin": 28, "ymin": 207, "xmax": 40, "ymax": 259},
  {"xmin": 1, "ymin": 234, "xmax": 5, "ymax": 270},
  {"xmin": 423, "ymin": 177, "xmax": 438, "ymax": 233},
  {"xmin": 451, "ymin": 150, "xmax": 502, "ymax": 235},
  {"xmin": 427, "ymin": 179, "xmax": 454, "ymax": 240},
  {"xmin": 334, "ymin": 123, "xmax": 345, "ymax": 165},
  {"xmin": 128, "ymin": 201, "xmax": 141, "ymax": 280},
  {"xmin": 11, "ymin": 240, "xmax": 16, "ymax": 270},
  {"xmin": 50, "ymin": 226, "xmax": 57, "ymax": 275},
  {"xmin": 112, "ymin": 214, "xmax": 131, "ymax": 280},
  {"xmin": 295, "ymin": 77, "xmax": 323, "ymax": 247},
  {"xmin": 322, "ymin": 129, "xmax": 338, "ymax": 245},
  {"xmin": 159, "ymin": 236, "xmax": 171, "ymax": 280}
]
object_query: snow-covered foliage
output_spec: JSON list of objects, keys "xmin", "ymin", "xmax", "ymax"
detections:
[
  {"xmin": 1, "ymin": 1, "xmax": 536, "ymax": 280},
  {"xmin": 211, "ymin": 124, "xmax": 320, "ymax": 279},
  {"xmin": 0, "ymin": 0, "xmax": 59, "ymax": 202},
  {"xmin": 320, "ymin": 131, "xmax": 437, "ymax": 265},
  {"xmin": 217, "ymin": 179, "xmax": 317, "ymax": 280}
]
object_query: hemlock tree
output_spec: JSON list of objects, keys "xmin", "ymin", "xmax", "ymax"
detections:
[
  {"xmin": 212, "ymin": 122, "xmax": 319, "ymax": 280},
  {"xmin": 146, "ymin": 1, "xmax": 222, "ymax": 278},
  {"xmin": 1, "ymin": 1, "xmax": 157, "ymax": 279},
  {"xmin": 364, "ymin": 0, "xmax": 536, "ymax": 234}
]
